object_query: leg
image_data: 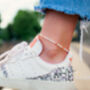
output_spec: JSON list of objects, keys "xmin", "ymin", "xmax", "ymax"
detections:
[{"xmin": 39, "ymin": 10, "xmax": 78, "ymax": 64}]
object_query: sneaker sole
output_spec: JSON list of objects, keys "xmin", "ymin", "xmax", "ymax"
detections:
[{"xmin": 0, "ymin": 79, "xmax": 77, "ymax": 90}]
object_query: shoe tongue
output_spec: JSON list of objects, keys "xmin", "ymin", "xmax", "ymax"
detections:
[{"xmin": 30, "ymin": 36, "xmax": 43, "ymax": 56}]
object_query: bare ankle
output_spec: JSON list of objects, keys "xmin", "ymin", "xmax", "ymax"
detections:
[{"xmin": 39, "ymin": 36, "xmax": 67, "ymax": 64}]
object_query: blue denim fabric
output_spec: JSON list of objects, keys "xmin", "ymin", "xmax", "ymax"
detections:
[{"xmin": 35, "ymin": 0, "xmax": 90, "ymax": 20}]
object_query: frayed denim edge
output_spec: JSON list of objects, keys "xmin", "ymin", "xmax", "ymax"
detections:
[{"xmin": 35, "ymin": 5, "xmax": 90, "ymax": 20}]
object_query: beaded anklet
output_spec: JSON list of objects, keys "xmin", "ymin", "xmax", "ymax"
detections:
[{"xmin": 39, "ymin": 33, "xmax": 69, "ymax": 53}]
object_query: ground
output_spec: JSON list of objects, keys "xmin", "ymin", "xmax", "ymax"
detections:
[{"xmin": 71, "ymin": 43, "xmax": 90, "ymax": 90}]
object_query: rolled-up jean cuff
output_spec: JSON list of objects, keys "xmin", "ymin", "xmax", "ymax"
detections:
[{"xmin": 35, "ymin": 5, "xmax": 90, "ymax": 21}]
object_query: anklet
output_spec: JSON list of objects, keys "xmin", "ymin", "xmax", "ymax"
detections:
[{"xmin": 39, "ymin": 33, "xmax": 69, "ymax": 53}]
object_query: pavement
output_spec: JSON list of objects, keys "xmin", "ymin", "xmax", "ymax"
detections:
[
  {"xmin": 72, "ymin": 42, "xmax": 90, "ymax": 67},
  {"xmin": 0, "ymin": 43, "xmax": 90, "ymax": 90},
  {"xmin": 71, "ymin": 43, "xmax": 90, "ymax": 90}
]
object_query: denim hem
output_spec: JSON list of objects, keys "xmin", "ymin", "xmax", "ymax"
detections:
[{"xmin": 35, "ymin": 4, "xmax": 90, "ymax": 20}]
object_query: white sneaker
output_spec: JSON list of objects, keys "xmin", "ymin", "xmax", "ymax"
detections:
[{"xmin": 0, "ymin": 36, "xmax": 73, "ymax": 81}]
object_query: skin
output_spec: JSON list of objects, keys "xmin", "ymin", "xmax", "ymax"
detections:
[{"xmin": 39, "ymin": 10, "xmax": 79, "ymax": 64}]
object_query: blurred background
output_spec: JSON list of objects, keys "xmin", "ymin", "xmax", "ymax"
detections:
[
  {"xmin": 0, "ymin": 0, "xmax": 43, "ymax": 53},
  {"xmin": 0, "ymin": 0, "xmax": 90, "ymax": 89}
]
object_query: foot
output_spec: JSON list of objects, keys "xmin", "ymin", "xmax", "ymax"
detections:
[{"xmin": 0, "ymin": 35, "xmax": 73, "ymax": 81}]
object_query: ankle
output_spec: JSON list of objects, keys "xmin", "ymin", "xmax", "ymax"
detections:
[{"xmin": 39, "ymin": 35, "xmax": 67, "ymax": 64}]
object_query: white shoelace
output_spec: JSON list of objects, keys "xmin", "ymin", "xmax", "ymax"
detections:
[{"xmin": 80, "ymin": 20, "xmax": 89, "ymax": 61}]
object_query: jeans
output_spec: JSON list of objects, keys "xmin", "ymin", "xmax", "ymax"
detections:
[{"xmin": 35, "ymin": 0, "xmax": 90, "ymax": 20}]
